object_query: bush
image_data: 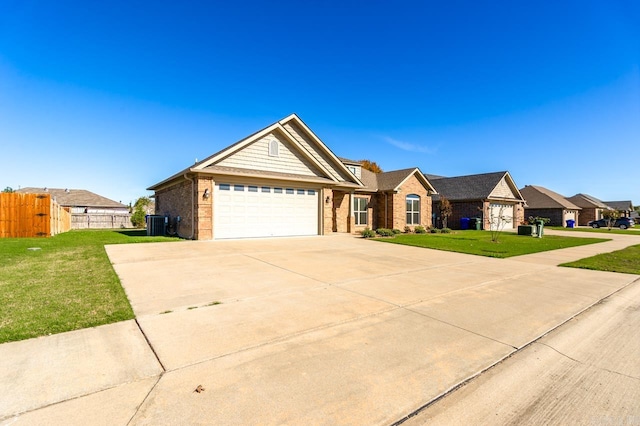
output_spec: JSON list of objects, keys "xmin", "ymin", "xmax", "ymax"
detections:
[
  {"xmin": 414, "ymin": 225, "xmax": 426, "ymax": 234},
  {"xmin": 361, "ymin": 227, "xmax": 376, "ymax": 238},
  {"xmin": 430, "ymin": 228, "xmax": 440, "ymax": 233},
  {"xmin": 392, "ymin": 228, "xmax": 402, "ymax": 235},
  {"xmin": 404, "ymin": 226, "xmax": 412, "ymax": 233},
  {"xmin": 376, "ymin": 228, "xmax": 395, "ymax": 237},
  {"xmin": 441, "ymin": 227, "xmax": 452, "ymax": 234}
]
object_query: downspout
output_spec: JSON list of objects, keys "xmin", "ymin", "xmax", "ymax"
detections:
[{"xmin": 182, "ymin": 173, "xmax": 195, "ymax": 240}]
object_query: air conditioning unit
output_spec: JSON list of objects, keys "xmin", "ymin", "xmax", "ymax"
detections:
[{"xmin": 147, "ymin": 215, "xmax": 167, "ymax": 236}]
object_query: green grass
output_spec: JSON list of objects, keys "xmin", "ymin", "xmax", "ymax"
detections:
[
  {"xmin": 560, "ymin": 244, "xmax": 640, "ymax": 275},
  {"xmin": 374, "ymin": 230, "xmax": 609, "ymax": 258},
  {"xmin": 548, "ymin": 226, "xmax": 640, "ymax": 234},
  {"xmin": 0, "ymin": 229, "xmax": 178, "ymax": 343}
]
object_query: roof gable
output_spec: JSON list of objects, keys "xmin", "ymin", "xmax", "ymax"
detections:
[{"xmin": 149, "ymin": 114, "xmax": 362, "ymax": 190}]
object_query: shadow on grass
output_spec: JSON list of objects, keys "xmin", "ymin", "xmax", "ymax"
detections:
[{"xmin": 114, "ymin": 229, "xmax": 148, "ymax": 237}]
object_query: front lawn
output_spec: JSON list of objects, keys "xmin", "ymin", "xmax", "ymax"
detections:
[
  {"xmin": 0, "ymin": 230, "xmax": 178, "ymax": 344},
  {"xmin": 548, "ymin": 226, "xmax": 640, "ymax": 234},
  {"xmin": 374, "ymin": 230, "xmax": 609, "ymax": 258},
  {"xmin": 560, "ymin": 244, "xmax": 640, "ymax": 275}
]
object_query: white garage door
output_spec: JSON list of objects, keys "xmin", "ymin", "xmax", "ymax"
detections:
[
  {"xmin": 489, "ymin": 203, "xmax": 514, "ymax": 230},
  {"xmin": 214, "ymin": 183, "xmax": 319, "ymax": 239}
]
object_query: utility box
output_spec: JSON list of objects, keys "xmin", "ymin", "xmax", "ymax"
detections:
[{"xmin": 147, "ymin": 215, "xmax": 166, "ymax": 236}]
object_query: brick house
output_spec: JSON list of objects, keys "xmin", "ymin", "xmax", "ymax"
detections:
[
  {"xmin": 148, "ymin": 114, "xmax": 435, "ymax": 240},
  {"xmin": 519, "ymin": 185, "xmax": 581, "ymax": 227},
  {"xmin": 428, "ymin": 172, "xmax": 525, "ymax": 230},
  {"xmin": 566, "ymin": 193, "xmax": 611, "ymax": 226}
]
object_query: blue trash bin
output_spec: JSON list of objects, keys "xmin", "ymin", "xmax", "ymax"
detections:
[
  {"xmin": 566, "ymin": 219, "xmax": 575, "ymax": 228},
  {"xmin": 460, "ymin": 217, "xmax": 470, "ymax": 230}
]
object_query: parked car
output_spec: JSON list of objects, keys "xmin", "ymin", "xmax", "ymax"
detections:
[{"xmin": 588, "ymin": 217, "xmax": 635, "ymax": 229}]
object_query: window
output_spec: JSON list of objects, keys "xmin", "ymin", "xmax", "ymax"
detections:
[
  {"xmin": 274, "ymin": 187, "xmax": 283, "ymax": 194},
  {"xmin": 286, "ymin": 188, "xmax": 294, "ymax": 194},
  {"xmin": 248, "ymin": 186, "xmax": 258, "ymax": 192},
  {"xmin": 354, "ymin": 197, "xmax": 368, "ymax": 225},
  {"xmin": 297, "ymin": 189, "xmax": 305, "ymax": 195},
  {"xmin": 406, "ymin": 194, "xmax": 420, "ymax": 225},
  {"xmin": 219, "ymin": 184, "xmax": 230, "ymax": 191},
  {"xmin": 348, "ymin": 166, "xmax": 357, "ymax": 174},
  {"xmin": 261, "ymin": 186, "xmax": 271, "ymax": 193},
  {"xmin": 234, "ymin": 185, "xmax": 244, "ymax": 192},
  {"xmin": 308, "ymin": 189, "xmax": 316, "ymax": 195},
  {"xmin": 269, "ymin": 139, "xmax": 279, "ymax": 157}
]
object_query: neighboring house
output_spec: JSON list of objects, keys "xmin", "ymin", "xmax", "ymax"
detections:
[
  {"xmin": 16, "ymin": 188, "xmax": 131, "ymax": 229},
  {"xmin": 604, "ymin": 200, "xmax": 634, "ymax": 217},
  {"xmin": 148, "ymin": 114, "xmax": 436, "ymax": 240},
  {"xmin": 519, "ymin": 185, "xmax": 581, "ymax": 227},
  {"xmin": 566, "ymin": 193, "xmax": 611, "ymax": 226},
  {"xmin": 429, "ymin": 171, "xmax": 525, "ymax": 230}
]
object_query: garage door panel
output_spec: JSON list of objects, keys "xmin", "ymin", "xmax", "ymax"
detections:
[
  {"xmin": 489, "ymin": 203, "xmax": 514, "ymax": 230},
  {"xmin": 214, "ymin": 183, "xmax": 318, "ymax": 239}
]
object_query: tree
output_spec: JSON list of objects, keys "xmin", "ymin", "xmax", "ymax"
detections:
[
  {"xmin": 601, "ymin": 209, "xmax": 621, "ymax": 230},
  {"xmin": 2, "ymin": 187, "xmax": 14, "ymax": 193},
  {"xmin": 488, "ymin": 205, "xmax": 512, "ymax": 242},
  {"xmin": 359, "ymin": 160, "xmax": 383, "ymax": 173},
  {"xmin": 438, "ymin": 196, "xmax": 452, "ymax": 229},
  {"xmin": 131, "ymin": 196, "xmax": 151, "ymax": 228}
]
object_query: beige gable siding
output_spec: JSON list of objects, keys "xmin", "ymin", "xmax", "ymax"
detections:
[
  {"xmin": 490, "ymin": 177, "xmax": 517, "ymax": 199},
  {"xmin": 283, "ymin": 122, "xmax": 350, "ymax": 182},
  {"xmin": 216, "ymin": 132, "xmax": 324, "ymax": 177}
]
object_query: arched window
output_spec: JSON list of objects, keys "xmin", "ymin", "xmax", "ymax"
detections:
[
  {"xmin": 406, "ymin": 194, "xmax": 420, "ymax": 225},
  {"xmin": 269, "ymin": 139, "xmax": 279, "ymax": 157}
]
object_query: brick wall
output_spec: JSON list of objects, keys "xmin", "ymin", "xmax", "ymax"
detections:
[
  {"xmin": 322, "ymin": 188, "xmax": 333, "ymax": 235},
  {"xmin": 155, "ymin": 179, "xmax": 194, "ymax": 238},
  {"xmin": 195, "ymin": 177, "xmax": 214, "ymax": 240},
  {"xmin": 332, "ymin": 191, "xmax": 350, "ymax": 232}
]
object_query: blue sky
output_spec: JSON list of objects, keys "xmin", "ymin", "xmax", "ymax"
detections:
[{"xmin": 1, "ymin": 1, "xmax": 639, "ymax": 206}]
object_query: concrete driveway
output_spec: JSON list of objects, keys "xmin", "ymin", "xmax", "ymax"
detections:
[{"xmin": 2, "ymin": 232, "xmax": 639, "ymax": 425}]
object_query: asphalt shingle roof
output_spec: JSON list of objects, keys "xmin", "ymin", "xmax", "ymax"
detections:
[
  {"xmin": 519, "ymin": 185, "xmax": 581, "ymax": 209},
  {"xmin": 430, "ymin": 171, "xmax": 509, "ymax": 201},
  {"xmin": 15, "ymin": 188, "xmax": 126, "ymax": 208},
  {"xmin": 604, "ymin": 200, "xmax": 633, "ymax": 211},
  {"xmin": 567, "ymin": 193, "xmax": 610, "ymax": 209}
]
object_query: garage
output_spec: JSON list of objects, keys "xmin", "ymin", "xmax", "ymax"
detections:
[
  {"xmin": 489, "ymin": 203, "xmax": 514, "ymax": 230},
  {"xmin": 214, "ymin": 182, "xmax": 319, "ymax": 239}
]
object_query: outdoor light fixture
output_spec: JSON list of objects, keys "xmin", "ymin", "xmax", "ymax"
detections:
[
  {"xmin": 326, "ymin": 196, "xmax": 331, "ymax": 204},
  {"xmin": 203, "ymin": 188, "xmax": 210, "ymax": 199}
]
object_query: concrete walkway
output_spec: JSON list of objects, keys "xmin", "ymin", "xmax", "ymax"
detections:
[{"xmin": 1, "ymin": 231, "xmax": 639, "ymax": 425}]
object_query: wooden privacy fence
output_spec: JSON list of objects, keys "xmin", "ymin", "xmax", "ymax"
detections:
[{"xmin": 0, "ymin": 193, "xmax": 71, "ymax": 238}]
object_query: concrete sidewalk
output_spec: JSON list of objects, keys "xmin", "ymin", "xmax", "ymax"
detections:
[{"xmin": 1, "ymin": 232, "xmax": 639, "ymax": 425}]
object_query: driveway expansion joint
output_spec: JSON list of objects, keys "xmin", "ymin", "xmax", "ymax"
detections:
[{"xmin": 135, "ymin": 319, "xmax": 166, "ymax": 372}]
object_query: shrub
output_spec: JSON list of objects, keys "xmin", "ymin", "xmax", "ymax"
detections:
[
  {"xmin": 376, "ymin": 228, "xmax": 395, "ymax": 237},
  {"xmin": 392, "ymin": 228, "xmax": 402, "ymax": 235},
  {"xmin": 404, "ymin": 226, "xmax": 412, "ymax": 233},
  {"xmin": 414, "ymin": 225, "xmax": 426, "ymax": 234},
  {"xmin": 361, "ymin": 227, "xmax": 376, "ymax": 238},
  {"xmin": 441, "ymin": 227, "xmax": 452, "ymax": 234},
  {"xmin": 430, "ymin": 228, "xmax": 440, "ymax": 233}
]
